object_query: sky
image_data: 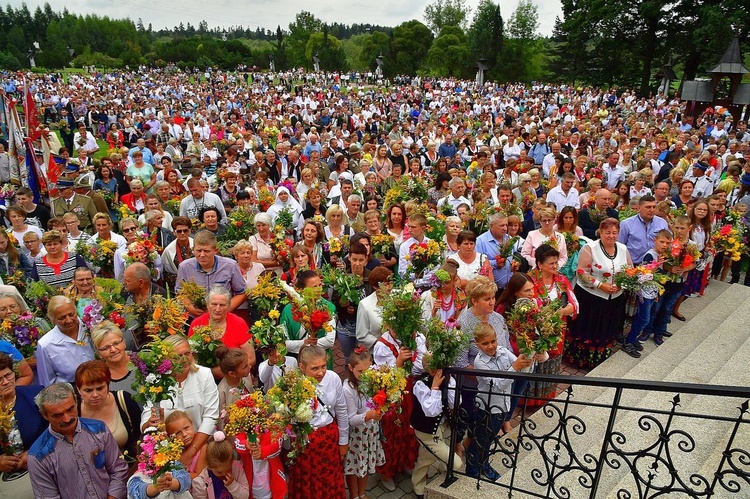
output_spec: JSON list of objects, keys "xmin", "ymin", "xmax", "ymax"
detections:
[{"xmin": 8, "ymin": 0, "xmax": 562, "ymax": 37}]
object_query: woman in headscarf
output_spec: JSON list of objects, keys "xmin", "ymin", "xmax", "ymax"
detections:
[{"xmin": 266, "ymin": 186, "xmax": 304, "ymax": 237}]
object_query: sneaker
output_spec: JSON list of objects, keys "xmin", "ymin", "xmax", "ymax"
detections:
[
  {"xmin": 653, "ymin": 335, "xmax": 665, "ymax": 346},
  {"xmin": 481, "ymin": 463, "xmax": 501, "ymax": 481},
  {"xmin": 662, "ymin": 331, "xmax": 673, "ymax": 337},
  {"xmin": 465, "ymin": 466, "xmax": 479, "ymax": 478},
  {"xmin": 637, "ymin": 332, "xmax": 651, "ymax": 343},
  {"xmin": 633, "ymin": 342, "xmax": 644, "ymax": 351},
  {"xmin": 381, "ymin": 479, "xmax": 396, "ymax": 491},
  {"xmin": 622, "ymin": 343, "xmax": 642, "ymax": 358}
]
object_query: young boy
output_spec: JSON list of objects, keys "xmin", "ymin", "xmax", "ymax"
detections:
[
  {"xmin": 639, "ymin": 216, "xmax": 696, "ymax": 345},
  {"xmin": 410, "ymin": 353, "xmax": 462, "ymax": 498},
  {"xmin": 468, "ymin": 323, "xmax": 532, "ymax": 481},
  {"xmin": 623, "ymin": 229, "xmax": 672, "ymax": 357}
]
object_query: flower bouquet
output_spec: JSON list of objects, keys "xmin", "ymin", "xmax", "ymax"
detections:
[
  {"xmin": 425, "ymin": 214, "xmax": 446, "ymax": 242},
  {"xmin": 380, "ymin": 282, "xmax": 423, "ymax": 372},
  {"xmin": 223, "ymin": 391, "xmax": 290, "ymax": 444},
  {"xmin": 75, "ymin": 238, "xmax": 119, "ymax": 274},
  {"xmin": 96, "ymin": 189, "xmax": 116, "ymax": 209},
  {"xmin": 78, "ymin": 278, "xmax": 126, "ymax": 329},
  {"xmin": 279, "ymin": 281, "xmax": 334, "ymax": 338},
  {"xmin": 25, "ymin": 280, "xmax": 61, "ymax": 317},
  {"xmin": 266, "ymin": 368, "xmax": 319, "ymax": 462},
  {"xmin": 358, "ymin": 364, "xmax": 409, "ymax": 419},
  {"xmin": 0, "ymin": 403, "xmax": 23, "ymax": 456},
  {"xmin": 258, "ymin": 188, "xmax": 275, "ymax": 212},
  {"xmin": 383, "ymin": 185, "xmax": 407, "ymax": 209},
  {"xmin": 0, "ymin": 312, "xmax": 43, "ymax": 359},
  {"xmin": 118, "ymin": 203, "xmax": 137, "ymax": 221},
  {"xmin": 135, "ymin": 427, "xmax": 184, "ymax": 484},
  {"xmin": 270, "ymin": 233, "xmax": 294, "ymax": 270},
  {"xmin": 0, "ymin": 183, "xmax": 17, "ymax": 202},
  {"xmin": 437, "ymin": 202, "xmax": 455, "ymax": 220},
  {"xmin": 400, "ymin": 176, "xmax": 428, "ymax": 203},
  {"xmin": 618, "ymin": 206, "xmax": 638, "ymax": 221},
  {"xmin": 246, "ymin": 273, "xmax": 286, "ymax": 315},
  {"xmin": 319, "ymin": 265, "xmax": 363, "ymax": 307},
  {"xmin": 712, "ymin": 224, "xmax": 745, "ymax": 261},
  {"xmin": 405, "ymin": 239, "xmax": 444, "ymax": 278},
  {"xmin": 275, "ymin": 205, "xmax": 295, "ymax": 234},
  {"xmin": 188, "ymin": 326, "xmax": 222, "ymax": 369},
  {"xmin": 130, "ymin": 336, "xmax": 184, "ymax": 406},
  {"xmin": 163, "ymin": 199, "xmax": 181, "ymax": 217},
  {"xmin": 123, "ymin": 239, "xmax": 160, "ymax": 278},
  {"xmin": 424, "ymin": 318, "xmax": 469, "ymax": 370},
  {"xmin": 506, "ymin": 298, "xmax": 565, "ymax": 371},
  {"xmin": 177, "ymin": 279, "xmax": 206, "ymax": 311},
  {"xmin": 251, "ymin": 311, "xmax": 287, "ymax": 356},
  {"xmin": 371, "ymin": 233, "xmax": 395, "ymax": 259},
  {"xmin": 218, "ymin": 209, "xmax": 255, "ymax": 255},
  {"xmin": 661, "ymin": 239, "xmax": 701, "ymax": 276},
  {"xmin": 498, "ymin": 235, "xmax": 520, "ymax": 260},
  {"xmin": 0, "ymin": 270, "xmax": 26, "ymax": 296},
  {"xmin": 324, "ymin": 235, "xmax": 350, "ymax": 260},
  {"xmin": 143, "ymin": 296, "xmax": 189, "ymax": 339},
  {"xmin": 613, "ymin": 261, "xmax": 668, "ymax": 298}
]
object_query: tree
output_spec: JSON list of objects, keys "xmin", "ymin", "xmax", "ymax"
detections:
[
  {"xmin": 358, "ymin": 31, "xmax": 390, "ymax": 71},
  {"xmin": 506, "ymin": 0, "xmax": 539, "ymax": 41},
  {"xmin": 391, "ymin": 20, "xmax": 433, "ymax": 75},
  {"xmin": 467, "ymin": 0, "xmax": 503, "ymax": 73},
  {"xmin": 423, "ymin": 0, "xmax": 471, "ymax": 35},
  {"xmin": 427, "ymin": 25, "xmax": 469, "ymax": 77},
  {"xmin": 287, "ymin": 11, "xmax": 323, "ymax": 68},
  {"xmin": 305, "ymin": 29, "xmax": 347, "ymax": 71}
]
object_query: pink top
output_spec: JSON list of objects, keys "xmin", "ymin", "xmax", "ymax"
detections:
[{"xmin": 520, "ymin": 229, "xmax": 568, "ymax": 269}]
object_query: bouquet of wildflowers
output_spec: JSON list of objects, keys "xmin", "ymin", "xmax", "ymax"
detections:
[
  {"xmin": 96, "ymin": 189, "xmax": 115, "ymax": 209},
  {"xmin": 324, "ymin": 235, "xmax": 350, "ymax": 259},
  {"xmin": 266, "ymin": 368, "xmax": 319, "ymax": 462},
  {"xmin": 163, "ymin": 199, "xmax": 181, "ymax": 217},
  {"xmin": 358, "ymin": 364, "xmax": 409, "ymax": 419},
  {"xmin": 130, "ymin": 336, "xmax": 184, "ymax": 406},
  {"xmin": 0, "ymin": 184, "xmax": 17, "ymax": 201},
  {"xmin": 563, "ymin": 232, "xmax": 581, "ymax": 255},
  {"xmin": 437, "ymin": 202, "xmax": 455, "ymax": 220},
  {"xmin": 258, "ymin": 188, "xmax": 275, "ymax": 212},
  {"xmin": 0, "ymin": 403, "xmax": 23, "ymax": 456},
  {"xmin": 177, "ymin": 279, "xmax": 206, "ymax": 311},
  {"xmin": 251, "ymin": 311, "xmax": 287, "ymax": 356},
  {"xmin": 618, "ymin": 206, "xmax": 638, "ymax": 221},
  {"xmin": 78, "ymin": 278, "xmax": 126, "ymax": 329},
  {"xmin": 383, "ymin": 185, "xmax": 407, "ymax": 209},
  {"xmin": 275, "ymin": 205, "xmax": 295, "ymax": 233},
  {"xmin": 123, "ymin": 239, "xmax": 160, "ymax": 278},
  {"xmin": 279, "ymin": 280, "xmax": 334, "ymax": 338},
  {"xmin": 189, "ymin": 326, "xmax": 222, "ymax": 368},
  {"xmin": 269, "ymin": 233, "xmax": 294, "ymax": 270},
  {"xmin": 712, "ymin": 224, "xmax": 745, "ymax": 261},
  {"xmin": 405, "ymin": 239, "xmax": 444, "ymax": 278},
  {"xmin": 506, "ymin": 298, "xmax": 565, "ymax": 357},
  {"xmin": 75, "ymin": 238, "xmax": 118, "ymax": 274},
  {"xmin": 399, "ymin": 176, "xmax": 429, "ymax": 203},
  {"xmin": 614, "ymin": 261, "xmax": 668, "ymax": 297},
  {"xmin": 0, "ymin": 270, "xmax": 26, "ymax": 296},
  {"xmin": 143, "ymin": 296, "xmax": 188, "ymax": 339},
  {"xmin": 246, "ymin": 273, "xmax": 286, "ymax": 314},
  {"xmin": 135, "ymin": 426, "xmax": 184, "ymax": 484},
  {"xmin": 424, "ymin": 318, "xmax": 469, "ymax": 370},
  {"xmin": 425, "ymin": 215, "xmax": 446, "ymax": 241},
  {"xmin": 218, "ymin": 210, "xmax": 255, "ymax": 255},
  {"xmin": 498, "ymin": 235, "xmax": 520, "ymax": 260},
  {"xmin": 661, "ymin": 239, "xmax": 701, "ymax": 274},
  {"xmin": 380, "ymin": 282, "xmax": 423, "ymax": 372},
  {"xmin": 0, "ymin": 312, "xmax": 43, "ymax": 359},
  {"xmin": 25, "ymin": 280, "xmax": 61, "ymax": 317},
  {"xmin": 320, "ymin": 264, "xmax": 363, "ymax": 306},
  {"xmin": 223, "ymin": 391, "xmax": 289, "ymax": 442},
  {"xmin": 118, "ymin": 203, "xmax": 137, "ymax": 220},
  {"xmin": 370, "ymin": 233, "xmax": 395, "ymax": 259}
]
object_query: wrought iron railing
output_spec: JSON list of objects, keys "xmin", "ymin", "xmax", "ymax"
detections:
[{"xmin": 441, "ymin": 367, "xmax": 750, "ymax": 498}]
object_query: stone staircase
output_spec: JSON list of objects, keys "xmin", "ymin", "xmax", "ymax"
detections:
[{"xmin": 426, "ymin": 281, "xmax": 750, "ymax": 499}]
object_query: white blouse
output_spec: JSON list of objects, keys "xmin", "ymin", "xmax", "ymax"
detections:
[
  {"xmin": 309, "ymin": 370, "xmax": 349, "ymax": 445},
  {"xmin": 373, "ymin": 330, "xmax": 427, "ymax": 377},
  {"xmin": 258, "ymin": 356, "xmax": 298, "ymax": 391}
]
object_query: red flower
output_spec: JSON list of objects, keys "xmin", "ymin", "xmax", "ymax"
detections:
[
  {"xmin": 602, "ymin": 272, "xmax": 612, "ymax": 278},
  {"xmin": 576, "ymin": 269, "xmax": 585, "ymax": 275},
  {"xmin": 594, "ymin": 264, "xmax": 602, "ymax": 269},
  {"xmin": 310, "ymin": 309, "xmax": 330, "ymax": 330},
  {"xmin": 682, "ymin": 254, "xmax": 694, "ymax": 268},
  {"xmin": 720, "ymin": 224, "xmax": 732, "ymax": 236},
  {"xmin": 372, "ymin": 389, "xmax": 387, "ymax": 408},
  {"xmin": 671, "ymin": 241, "xmax": 682, "ymax": 257}
]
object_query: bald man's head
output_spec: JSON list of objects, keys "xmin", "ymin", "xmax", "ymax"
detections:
[{"xmin": 595, "ymin": 188, "xmax": 611, "ymax": 210}]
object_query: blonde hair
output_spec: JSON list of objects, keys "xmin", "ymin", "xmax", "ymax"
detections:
[
  {"xmin": 465, "ymin": 276, "xmax": 497, "ymax": 305},
  {"xmin": 473, "ymin": 322, "xmax": 496, "ymax": 340}
]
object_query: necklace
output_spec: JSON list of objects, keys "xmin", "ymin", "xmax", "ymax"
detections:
[
  {"xmin": 599, "ymin": 241, "xmax": 617, "ymax": 260},
  {"xmin": 438, "ymin": 288, "xmax": 455, "ymax": 311},
  {"xmin": 3, "ymin": 395, "xmax": 16, "ymax": 410}
]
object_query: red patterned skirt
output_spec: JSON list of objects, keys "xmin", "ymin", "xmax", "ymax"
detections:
[
  {"xmin": 287, "ymin": 422, "xmax": 346, "ymax": 499},
  {"xmin": 376, "ymin": 377, "xmax": 419, "ymax": 478}
]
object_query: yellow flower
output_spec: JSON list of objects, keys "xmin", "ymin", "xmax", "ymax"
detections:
[
  {"xmin": 268, "ymin": 310, "xmax": 280, "ymax": 320},
  {"xmin": 254, "ymin": 320, "xmax": 263, "ymax": 328}
]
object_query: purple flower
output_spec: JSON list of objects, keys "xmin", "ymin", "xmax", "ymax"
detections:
[{"xmin": 157, "ymin": 359, "xmax": 172, "ymax": 374}]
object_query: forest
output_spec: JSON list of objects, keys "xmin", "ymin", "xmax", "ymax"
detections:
[{"xmin": 0, "ymin": 0, "xmax": 748, "ymax": 93}]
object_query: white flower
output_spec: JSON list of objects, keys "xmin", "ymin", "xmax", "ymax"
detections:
[
  {"xmin": 403, "ymin": 283, "xmax": 415, "ymax": 294},
  {"xmin": 295, "ymin": 403, "xmax": 313, "ymax": 422},
  {"xmin": 145, "ymin": 373, "xmax": 158, "ymax": 384}
]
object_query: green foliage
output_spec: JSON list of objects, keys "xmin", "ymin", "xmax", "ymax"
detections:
[
  {"xmin": 391, "ymin": 20, "xmax": 433, "ymax": 75},
  {"xmin": 0, "ymin": 51, "xmax": 22, "ymax": 70},
  {"xmin": 468, "ymin": 0, "xmax": 504, "ymax": 73},
  {"xmin": 286, "ymin": 11, "xmax": 323, "ymax": 68},
  {"xmin": 427, "ymin": 26, "xmax": 469, "ymax": 77},
  {"xmin": 357, "ymin": 31, "xmax": 390, "ymax": 71},
  {"xmin": 506, "ymin": 0, "xmax": 539, "ymax": 40},
  {"xmin": 423, "ymin": 0, "xmax": 472, "ymax": 35},
  {"xmin": 341, "ymin": 34, "xmax": 369, "ymax": 71}
]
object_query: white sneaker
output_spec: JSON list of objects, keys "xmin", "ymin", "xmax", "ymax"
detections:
[{"xmin": 381, "ymin": 478, "xmax": 396, "ymax": 491}]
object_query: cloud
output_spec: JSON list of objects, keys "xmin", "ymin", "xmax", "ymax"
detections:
[{"xmin": 7, "ymin": 0, "xmax": 561, "ymax": 37}]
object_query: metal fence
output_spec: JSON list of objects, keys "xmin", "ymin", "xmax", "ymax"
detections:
[{"xmin": 441, "ymin": 367, "xmax": 750, "ymax": 498}]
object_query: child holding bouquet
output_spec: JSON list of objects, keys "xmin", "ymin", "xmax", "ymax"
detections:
[
  {"xmin": 343, "ymin": 346, "xmax": 385, "ymax": 499},
  {"xmin": 216, "ymin": 347, "xmax": 254, "ymax": 413},
  {"xmin": 191, "ymin": 431, "xmax": 250, "ymax": 499},
  {"xmin": 288, "ymin": 345, "xmax": 349, "ymax": 499},
  {"xmin": 622, "ymin": 230, "xmax": 672, "ymax": 357},
  {"xmin": 468, "ymin": 323, "xmax": 533, "ymax": 481},
  {"xmin": 258, "ymin": 345, "xmax": 298, "ymax": 390},
  {"xmin": 165, "ymin": 410, "xmax": 207, "ymax": 479},
  {"xmin": 410, "ymin": 353, "xmax": 463, "ymax": 497},
  {"xmin": 639, "ymin": 216, "xmax": 696, "ymax": 345},
  {"xmin": 127, "ymin": 426, "xmax": 193, "ymax": 499}
]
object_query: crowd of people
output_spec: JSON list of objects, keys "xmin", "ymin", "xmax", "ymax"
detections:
[{"xmin": 0, "ymin": 68, "xmax": 749, "ymax": 499}]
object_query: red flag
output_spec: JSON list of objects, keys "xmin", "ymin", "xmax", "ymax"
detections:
[
  {"xmin": 41, "ymin": 133, "xmax": 60, "ymax": 183},
  {"xmin": 22, "ymin": 76, "xmax": 41, "ymax": 140}
]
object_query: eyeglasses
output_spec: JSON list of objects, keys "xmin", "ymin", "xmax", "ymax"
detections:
[
  {"xmin": 174, "ymin": 229, "xmax": 190, "ymax": 234},
  {"xmin": 0, "ymin": 372, "xmax": 15, "ymax": 384},
  {"xmin": 96, "ymin": 338, "xmax": 124, "ymax": 353},
  {"xmin": 540, "ymin": 219, "xmax": 555, "ymax": 224},
  {"xmin": 122, "ymin": 227, "xmax": 137, "ymax": 233},
  {"xmin": 0, "ymin": 304, "xmax": 20, "ymax": 314}
]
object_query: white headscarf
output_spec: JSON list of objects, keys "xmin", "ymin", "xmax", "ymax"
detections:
[{"xmin": 267, "ymin": 186, "xmax": 303, "ymax": 230}]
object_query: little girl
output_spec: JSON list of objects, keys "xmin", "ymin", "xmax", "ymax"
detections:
[
  {"xmin": 287, "ymin": 345, "xmax": 349, "ymax": 499},
  {"xmin": 343, "ymin": 346, "xmax": 385, "ymax": 499},
  {"xmin": 216, "ymin": 347, "xmax": 254, "ymax": 413},
  {"xmin": 192, "ymin": 430, "xmax": 250, "ymax": 499},
  {"xmin": 127, "ymin": 427, "xmax": 192, "ymax": 499},
  {"xmin": 165, "ymin": 410, "xmax": 207, "ymax": 480},
  {"xmin": 257, "ymin": 344, "xmax": 298, "ymax": 391},
  {"xmin": 233, "ymin": 426, "xmax": 287, "ymax": 499}
]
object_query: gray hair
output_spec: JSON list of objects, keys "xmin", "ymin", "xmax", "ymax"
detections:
[
  {"xmin": 90, "ymin": 320, "xmax": 124, "ymax": 350},
  {"xmin": 154, "ymin": 180, "xmax": 169, "ymax": 190},
  {"xmin": 47, "ymin": 295, "xmax": 76, "ymax": 322},
  {"xmin": 162, "ymin": 334, "xmax": 198, "ymax": 373},
  {"xmin": 144, "ymin": 209, "xmax": 163, "ymax": 223},
  {"xmin": 254, "ymin": 212, "xmax": 272, "ymax": 227},
  {"xmin": 206, "ymin": 285, "xmax": 231, "ymax": 304},
  {"xmin": 0, "ymin": 292, "xmax": 27, "ymax": 312},
  {"xmin": 35, "ymin": 382, "xmax": 75, "ymax": 415},
  {"xmin": 443, "ymin": 215, "xmax": 461, "ymax": 227},
  {"xmin": 130, "ymin": 179, "xmax": 144, "ymax": 189},
  {"xmin": 488, "ymin": 212, "xmax": 508, "ymax": 226},
  {"xmin": 347, "ymin": 194, "xmax": 362, "ymax": 204},
  {"xmin": 448, "ymin": 177, "xmax": 465, "ymax": 188}
]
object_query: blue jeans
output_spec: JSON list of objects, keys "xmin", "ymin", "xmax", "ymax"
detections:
[
  {"xmin": 336, "ymin": 328, "xmax": 358, "ymax": 361},
  {"xmin": 644, "ymin": 285, "xmax": 683, "ymax": 337},
  {"xmin": 467, "ymin": 409, "xmax": 504, "ymax": 472},
  {"xmin": 627, "ymin": 297, "xmax": 657, "ymax": 344}
]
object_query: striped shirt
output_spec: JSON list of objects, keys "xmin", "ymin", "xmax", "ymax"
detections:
[{"xmin": 31, "ymin": 252, "xmax": 88, "ymax": 288}]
